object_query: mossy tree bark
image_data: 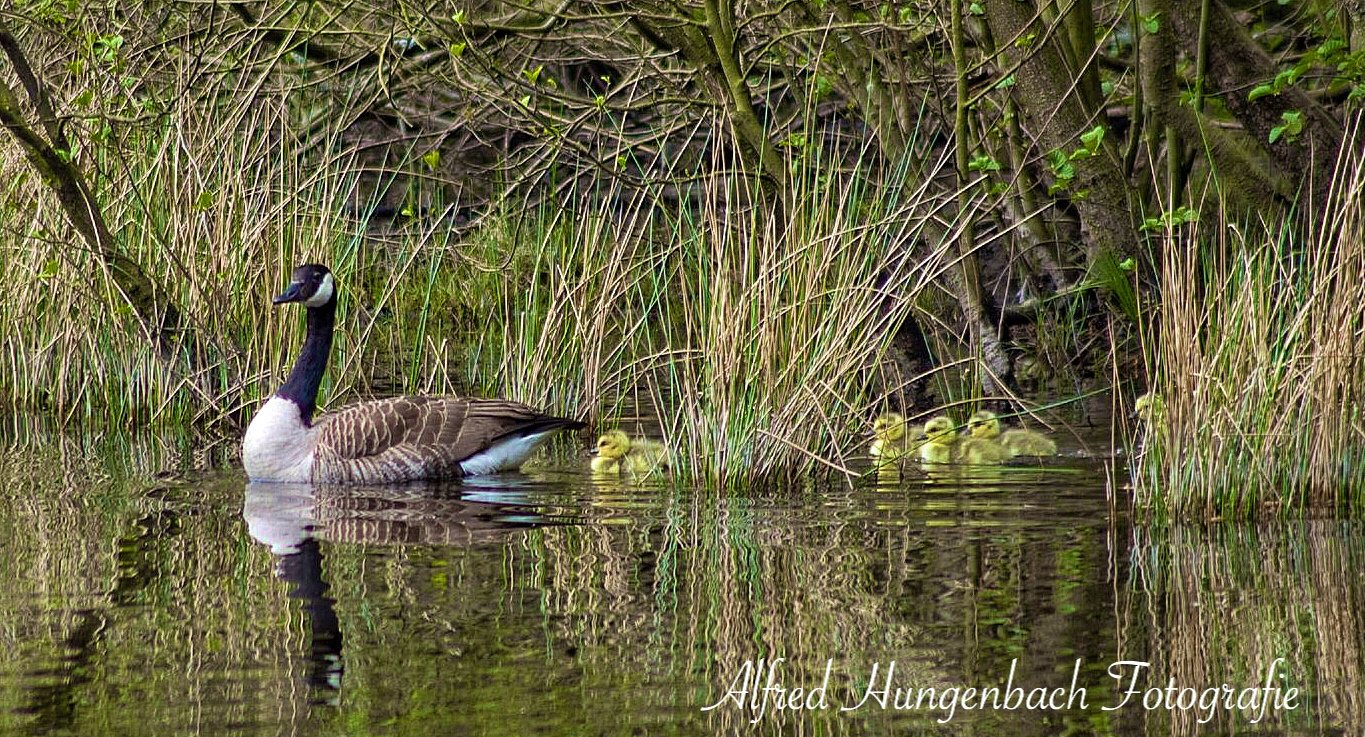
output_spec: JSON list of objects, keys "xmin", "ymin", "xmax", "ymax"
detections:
[
  {"xmin": 979, "ymin": 0, "xmax": 1140, "ymax": 272},
  {"xmin": 1136, "ymin": 0, "xmax": 1290, "ymax": 216},
  {"xmin": 1163, "ymin": 0, "xmax": 1342, "ymax": 214}
]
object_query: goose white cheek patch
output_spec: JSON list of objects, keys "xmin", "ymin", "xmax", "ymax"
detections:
[{"xmin": 304, "ymin": 273, "xmax": 334, "ymax": 308}]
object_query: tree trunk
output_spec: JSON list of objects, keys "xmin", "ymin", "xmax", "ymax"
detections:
[
  {"xmin": 980, "ymin": 0, "xmax": 1140, "ymax": 273},
  {"xmin": 1165, "ymin": 0, "xmax": 1342, "ymax": 213}
]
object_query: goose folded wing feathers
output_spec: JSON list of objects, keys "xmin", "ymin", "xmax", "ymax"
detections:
[{"xmin": 311, "ymin": 396, "xmax": 566, "ymax": 483}]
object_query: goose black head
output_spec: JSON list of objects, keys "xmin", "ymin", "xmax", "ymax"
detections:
[{"xmin": 274, "ymin": 264, "xmax": 335, "ymax": 308}]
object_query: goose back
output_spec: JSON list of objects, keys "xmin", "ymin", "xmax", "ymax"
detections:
[{"xmin": 312, "ymin": 395, "xmax": 582, "ymax": 484}]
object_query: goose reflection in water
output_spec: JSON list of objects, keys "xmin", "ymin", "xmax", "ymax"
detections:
[
  {"xmin": 242, "ymin": 479, "xmax": 553, "ymax": 703},
  {"xmin": 243, "ymin": 483, "xmax": 344, "ymax": 703}
]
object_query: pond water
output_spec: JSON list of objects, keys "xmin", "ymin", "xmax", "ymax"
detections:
[{"xmin": 0, "ymin": 421, "xmax": 1359, "ymax": 736}]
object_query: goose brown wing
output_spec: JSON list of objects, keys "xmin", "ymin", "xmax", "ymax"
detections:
[{"xmin": 311, "ymin": 396, "xmax": 578, "ymax": 483}]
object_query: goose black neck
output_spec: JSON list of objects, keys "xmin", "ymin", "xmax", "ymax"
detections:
[{"xmin": 278, "ymin": 298, "xmax": 335, "ymax": 426}]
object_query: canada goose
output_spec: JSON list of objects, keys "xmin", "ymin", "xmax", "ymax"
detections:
[
  {"xmin": 967, "ymin": 410, "xmax": 1058, "ymax": 457},
  {"xmin": 590, "ymin": 429, "xmax": 671, "ymax": 475},
  {"xmin": 870, "ymin": 412, "xmax": 923, "ymax": 471},
  {"xmin": 242, "ymin": 264, "xmax": 585, "ymax": 483}
]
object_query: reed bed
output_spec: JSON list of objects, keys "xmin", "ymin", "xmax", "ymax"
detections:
[
  {"xmin": 645, "ymin": 154, "xmax": 957, "ymax": 486},
  {"xmin": 1, "ymin": 50, "xmax": 979, "ymax": 488},
  {"xmin": 1136, "ymin": 123, "xmax": 1365, "ymax": 517}
]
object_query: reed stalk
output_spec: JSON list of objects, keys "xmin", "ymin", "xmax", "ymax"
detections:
[{"xmin": 1136, "ymin": 120, "xmax": 1365, "ymax": 517}]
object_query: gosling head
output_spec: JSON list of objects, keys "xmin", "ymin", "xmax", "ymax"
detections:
[
  {"xmin": 592, "ymin": 429, "xmax": 632, "ymax": 460},
  {"xmin": 967, "ymin": 410, "xmax": 1002, "ymax": 440},
  {"xmin": 923, "ymin": 415, "xmax": 958, "ymax": 445},
  {"xmin": 872, "ymin": 412, "xmax": 906, "ymax": 442},
  {"xmin": 274, "ymin": 264, "xmax": 336, "ymax": 309},
  {"xmin": 1135, "ymin": 392, "xmax": 1164, "ymax": 424}
]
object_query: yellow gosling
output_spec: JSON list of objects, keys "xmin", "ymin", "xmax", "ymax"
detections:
[
  {"xmin": 870, "ymin": 413, "xmax": 924, "ymax": 471},
  {"xmin": 957, "ymin": 434, "xmax": 1014, "ymax": 464},
  {"xmin": 591, "ymin": 430, "xmax": 671, "ymax": 476},
  {"xmin": 1135, "ymin": 392, "xmax": 1164, "ymax": 426},
  {"xmin": 967, "ymin": 410, "xmax": 1058, "ymax": 457},
  {"xmin": 919, "ymin": 415, "xmax": 959, "ymax": 465}
]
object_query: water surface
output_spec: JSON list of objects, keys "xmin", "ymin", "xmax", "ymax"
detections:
[{"xmin": 0, "ymin": 426, "xmax": 1356, "ymax": 736}]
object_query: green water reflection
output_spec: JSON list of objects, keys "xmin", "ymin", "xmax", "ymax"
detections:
[{"xmin": 0, "ymin": 427, "xmax": 1357, "ymax": 735}]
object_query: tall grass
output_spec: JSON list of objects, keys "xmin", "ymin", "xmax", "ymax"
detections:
[
  {"xmin": 1136, "ymin": 122, "xmax": 1365, "ymax": 517},
  {"xmin": 1, "ymin": 55, "xmax": 981, "ymax": 487},
  {"xmin": 646, "ymin": 154, "xmax": 957, "ymax": 485}
]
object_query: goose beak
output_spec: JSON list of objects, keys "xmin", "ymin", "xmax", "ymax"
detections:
[{"xmin": 273, "ymin": 281, "xmax": 306, "ymax": 305}]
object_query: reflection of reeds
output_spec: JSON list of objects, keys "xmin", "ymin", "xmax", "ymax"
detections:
[
  {"xmin": 1137, "ymin": 121, "xmax": 1365, "ymax": 516},
  {"xmin": 4, "ymin": 429, "xmax": 1230, "ymax": 734},
  {"xmin": 1128, "ymin": 522, "xmax": 1363, "ymax": 735},
  {"xmin": 0, "ymin": 428, "xmax": 307, "ymax": 734}
]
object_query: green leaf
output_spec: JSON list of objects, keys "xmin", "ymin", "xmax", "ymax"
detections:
[
  {"xmin": 1270, "ymin": 110, "xmax": 1303, "ymax": 143},
  {"xmin": 968, "ymin": 154, "xmax": 1001, "ymax": 172},
  {"xmin": 421, "ymin": 150, "xmax": 440, "ymax": 170},
  {"xmin": 72, "ymin": 89, "xmax": 93, "ymax": 107},
  {"xmin": 1248, "ymin": 83, "xmax": 1275, "ymax": 101},
  {"xmin": 193, "ymin": 190, "xmax": 215, "ymax": 210},
  {"xmin": 1140, "ymin": 13, "xmax": 1160, "ymax": 34},
  {"xmin": 1079, "ymin": 125, "xmax": 1106, "ymax": 154},
  {"xmin": 37, "ymin": 259, "xmax": 60, "ymax": 280},
  {"xmin": 994, "ymin": 75, "xmax": 1016, "ymax": 89},
  {"xmin": 450, "ymin": 42, "xmax": 466, "ymax": 57}
]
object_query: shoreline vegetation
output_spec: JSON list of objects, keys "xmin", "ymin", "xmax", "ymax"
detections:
[{"xmin": 0, "ymin": 4, "xmax": 1363, "ymax": 514}]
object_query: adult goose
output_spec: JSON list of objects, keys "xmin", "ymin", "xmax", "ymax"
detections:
[{"xmin": 242, "ymin": 264, "xmax": 585, "ymax": 483}]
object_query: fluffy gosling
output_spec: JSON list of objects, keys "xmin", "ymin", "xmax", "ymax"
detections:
[
  {"xmin": 921, "ymin": 414, "xmax": 1011, "ymax": 465},
  {"xmin": 919, "ymin": 416, "xmax": 959, "ymax": 465},
  {"xmin": 591, "ymin": 430, "xmax": 671, "ymax": 476},
  {"xmin": 967, "ymin": 410, "xmax": 1058, "ymax": 457},
  {"xmin": 1135, "ymin": 392, "xmax": 1164, "ymax": 426},
  {"xmin": 870, "ymin": 412, "xmax": 923, "ymax": 472}
]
